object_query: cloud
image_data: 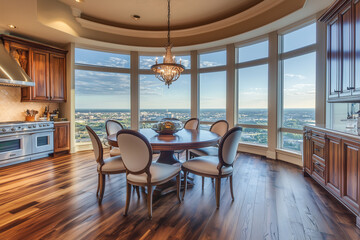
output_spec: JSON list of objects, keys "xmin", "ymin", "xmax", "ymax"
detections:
[
  {"xmin": 75, "ymin": 70, "xmax": 130, "ymax": 95},
  {"xmin": 284, "ymin": 83, "xmax": 315, "ymax": 96},
  {"xmin": 285, "ymin": 73, "xmax": 306, "ymax": 80},
  {"xmin": 140, "ymin": 57, "xmax": 157, "ymax": 69},
  {"xmin": 200, "ymin": 61, "xmax": 219, "ymax": 68}
]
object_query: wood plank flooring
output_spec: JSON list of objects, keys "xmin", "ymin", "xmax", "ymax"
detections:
[{"xmin": 0, "ymin": 151, "xmax": 360, "ymax": 239}]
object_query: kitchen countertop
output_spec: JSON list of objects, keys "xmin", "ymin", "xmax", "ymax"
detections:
[
  {"xmin": 306, "ymin": 124, "xmax": 360, "ymax": 140},
  {"xmin": 53, "ymin": 121, "xmax": 69, "ymax": 124}
]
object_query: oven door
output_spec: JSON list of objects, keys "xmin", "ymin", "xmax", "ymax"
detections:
[
  {"xmin": 32, "ymin": 131, "xmax": 54, "ymax": 154},
  {"xmin": 0, "ymin": 134, "xmax": 32, "ymax": 160}
]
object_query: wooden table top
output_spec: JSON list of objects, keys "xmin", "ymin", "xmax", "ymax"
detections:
[{"xmin": 107, "ymin": 128, "xmax": 220, "ymax": 151}]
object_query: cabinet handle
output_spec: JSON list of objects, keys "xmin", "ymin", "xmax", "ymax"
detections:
[
  {"xmin": 347, "ymin": 87, "xmax": 355, "ymax": 90},
  {"xmin": 334, "ymin": 90, "xmax": 341, "ymax": 93},
  {"xmin": 314, "ymin": 162, "xmax": 320, "ymax": 166}
]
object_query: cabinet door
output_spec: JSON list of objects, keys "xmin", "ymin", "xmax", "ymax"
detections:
[
  {"xmin": 326, "ymin": 134, "xmax": 342, "ymax": 197},
  {"xmin": 31, "ymin": 49, "xmax": 49, "ymax": 100},
  {"xmin": 353, "ymin": 0, "xmax": 360, "ymax": 95},
  {"xmin": 328, "ymin": 16, "xmax": 341, "ymax": 99},
  {"xmin": 54, "ymin": 123, "xmax": 70, "ymax": 153},
  {"xmin": 49, "ymin": 53, "xmax": 66, "ymax": 102},
  {"xmin": 339, "ymin": 3, "xmax": 352, "ymax": 97},
  {"xmin": 342, "ymin": 139, "xmax": 360, "ymax": 213},
  {"xmin": 303, "ymin": 129, "xmax": 312, "ymax": 174}
]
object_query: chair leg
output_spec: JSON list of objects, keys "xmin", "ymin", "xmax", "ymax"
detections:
[
  {"xmin": 98, "ymin": 174, "xmax": 106, "ymax": 204},
  {"xmin": 215, "ymin": 178, "xmax": 221, "ymax": 209},
  {"xmin": 230, "ymin": 175, "xmax": 234, "ymax": 201},
  {"xmin": 96, "ymin": 173, "xmax": 100, "ymax": 197},
  {"xmin": 176, "ymin": 174, "xmax": 181, "ymax": 203},
  {"xmin": 124, "ymin": 182, "xmax": 132, "ymax": 216},
  {"xmin": 182, "ymin": 171, "xmax": 188, "ymax": 200},
  {"xmin": 135, "ymin": 186, "xmax": 140, "ymax": 199},
  {"xmin": 186, "ymin": 150, "xmax": 189, "ymax": 161},
  {"xmin": 202, "ymin": 176, "xmax": 205, "ymax": 190},
  {"xmin": 147, "ymin": 184, "xmax": 153, "ymax": 219}
]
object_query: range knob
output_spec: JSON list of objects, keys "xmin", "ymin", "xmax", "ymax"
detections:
[
  {"xmin": 1, "ymin": 128, "xmax": 5, "ymax": 132},
  {"xmin": 11, "ymin": 128, "xmax": 15, "ymax": 132},
  {"xmin": 39, "ymin": 124, "xmax": 42, "ymax": 127},
  {"xmin": 32, "ymin": 125, "xmax": 37, "ymax": 128}
]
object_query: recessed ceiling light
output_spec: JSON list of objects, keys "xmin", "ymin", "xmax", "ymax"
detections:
[
  {"xmin": 8, "ymin": 25, "xmax": 16, "ymax": 29},
  {"xmin": 132, "ymin": 15, "xmax": 141, "ymax": 21},
  {"xmin": 75, "ymin": 0, "xmax": 84, "ymax": 3}
]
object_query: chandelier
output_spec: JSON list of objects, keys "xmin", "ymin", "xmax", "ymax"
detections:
[{"xmin": 151, "ymin": 0, "xmax": 185, "ymax": 88}]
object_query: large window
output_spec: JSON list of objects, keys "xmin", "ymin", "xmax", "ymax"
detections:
[
  {"xmin": 280, "ymin": 23, "xmax": 316, "ymax": 152},
  {"xmin": 198, "ymin": 50, "xmax": 227, "ymax": 126},
  {"xmin": 236, "ymin": 40, "xmax": 269, "ymax": 145},
  {"xmin": 199, "ymin": 49, "xmax": 226, "ymax": 68},
  {"xmin": 75, "ymin": 48, "xmax": 130, "ymax": 144},
  {"xmin": 139, "ymin": 74, "xmax": 191, "ymax": 128},
  {"xmin": 199, "ymin": 71, "xmax": 226, "ymax": 122},
  {"xmin": 139, "ymin": 54, "xmax": 191, "ymax": 128}
]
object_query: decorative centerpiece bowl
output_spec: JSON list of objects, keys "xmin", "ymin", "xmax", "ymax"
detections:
[{"xmin": 152, "ymin": 118, "xmax": 183, "ymax": 135}]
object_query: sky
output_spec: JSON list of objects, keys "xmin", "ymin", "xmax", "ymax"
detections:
[{"xmin": 75, "ymin": 23, "xmax": 316, "ymax": 110}]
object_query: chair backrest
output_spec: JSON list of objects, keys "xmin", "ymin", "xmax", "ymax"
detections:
[
  {"xmin": 184, "ymin": 118, "xmax": 199, "ymax": 130},
  {"xmin": 210, "ymin": 120, "xmax": 229, "ymax": 137},
  {"xmin": 117, "ymin": 130, "xmax": 153, "ymax": 174},
  {"xmin": 219, "ymin": 127, "xmax": 242, "ymax": 166},
  {"xmin": 105, "ymin": 120, "xmax": 124, "ymax": 136},
  {"xmin": 86, "ymin": 126, "xmax": 104, "ymax": 165}
]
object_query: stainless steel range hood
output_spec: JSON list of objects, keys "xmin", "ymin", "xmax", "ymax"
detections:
[{"xmin": 0, "ymin": 43, "xmax": 34, "ymax": 87}]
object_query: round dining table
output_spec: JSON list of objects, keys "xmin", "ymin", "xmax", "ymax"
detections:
[
  {"xmin": 107, "ymin": 128, "xmax": 221, "ymax": 165},
  {"xmin": 107, "ymin": 128, "xmax": 220, "ymax": 197}
]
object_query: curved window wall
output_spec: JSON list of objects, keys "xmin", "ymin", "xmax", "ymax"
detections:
[{"xmin": 73, "ymin": 19, "xmax": 323, "ymax": 160}]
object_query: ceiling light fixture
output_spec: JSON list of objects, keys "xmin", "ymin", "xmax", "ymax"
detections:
[
  {"xmin": 151, "ymin": 0, "xmax": 184, "ymax": 88},
  {"xmin": 132, "ymin": 15, "xmax": 141, "ymax": 21},
  {"xmin": 8, "ymin": 25, "xmax": 16, "ymax": 29},
  {"xmin": 75, "ymin": 0, "xmax": 84, "ymax": 3}
]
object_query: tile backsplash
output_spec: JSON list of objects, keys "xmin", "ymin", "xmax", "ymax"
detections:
[{"xmin": 0, "ymin": 86, "xmax": 59, "ymax": 122}]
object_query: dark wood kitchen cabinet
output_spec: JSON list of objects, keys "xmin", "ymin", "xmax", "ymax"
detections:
[
  {"xmin": 31, "ymin": 48, "xmax": 50, "ymax": 101},
  {"xmin": 326, "ymin": 134, "xmax": 342, "ymax": 196},
  {"xmin": 54, "ymin": 122, "xmax": 70, "ymax": 155},
  {"xmin": 319, "ymin": 0, "xmax": 360, "ymax": 102},
  {"xmin": 303, "ymin": 126, "xmax": 360, "ymax": 228},
  {"xmin": 1, "ymin": 35, "xmax": 67, "ymax": 102}
]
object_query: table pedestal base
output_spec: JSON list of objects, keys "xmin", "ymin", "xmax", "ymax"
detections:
[
  {"xmin": 156, "ymin": 150, "xmax": 180, "ymax": 165},
  {"xmin": 152, "ymin": 150, "xmax": 193, "ymax": 198}
]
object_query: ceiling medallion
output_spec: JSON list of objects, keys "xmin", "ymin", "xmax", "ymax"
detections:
[{"xmin": 151, "ymin": 0, "xmax": 185, "ymax": 88}]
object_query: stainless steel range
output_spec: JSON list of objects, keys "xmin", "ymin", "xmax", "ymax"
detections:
[{"xmin": 0, "ymin": 121, "xmax": 54, "ymax": 167}]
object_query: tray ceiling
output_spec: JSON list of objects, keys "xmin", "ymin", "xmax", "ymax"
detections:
[{"xmin": 59, "ymin": 0, "xmax": 263, "ymax": 30}]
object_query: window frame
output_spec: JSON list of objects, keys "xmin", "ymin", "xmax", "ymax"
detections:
[
  {"xmin": 198, "ymin": 48, "xmax": 227, "ymax": 125},
  {"xmin": 235, "ymin": 37, "xmax": 269, "ymax": 146},
  {"xmin": 74, "ymin": 47, "xmax": 132, "ymax": 146},
  {"xmin": 278, "ymin": 21, "xmax": 317, "ymax": 152}
]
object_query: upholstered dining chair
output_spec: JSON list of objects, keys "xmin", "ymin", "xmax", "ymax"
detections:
[
  {"xmin": 86, "ymin": 125, "xmax": 128, "ymax": 204},
  {"xmin": 105, "ymin": 120, "xmax": 124, "ymax": 157},
  {"xmin": 117, "ymin": 129, "xmax": 181, "ymax": 219},
  {"xmin": 182, "ymin": 127, "xmax": 242, "ymax": 208},
  {"xmin": 175, "ymin": 118, "xmax": 200, "ymax": 160},
  {"xmin": 188, "ymin": 120, "xmax": 229, "ymax": 188}
]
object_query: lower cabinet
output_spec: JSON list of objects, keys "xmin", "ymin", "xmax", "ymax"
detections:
[
  {"xmin": 54, "ymin": 122, "xmax": 70, "ymax": 155},
  {"xmin": 303, "ymin": 126, "xmax": 360, "ymax": 228},
  {"xmin": 326, "ymin": 134, "xmax": 342, "ymax": 196},
  {"xmin": 342, "ymin": 139, "xmax": 360, "ymax": 213}
]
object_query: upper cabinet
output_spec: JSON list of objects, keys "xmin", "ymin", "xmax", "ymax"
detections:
[
  {"xmin": 320, "ymin": 0, "xmax": 360, "ymax": 102},
  {"xmin": 1, "ymin": 35, "xmax": 67, "ymax": 102}
]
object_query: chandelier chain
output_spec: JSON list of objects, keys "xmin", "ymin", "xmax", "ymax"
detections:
[{"xmin": 167, "ymin": 0, "xmax": 171, "ymax": 46}]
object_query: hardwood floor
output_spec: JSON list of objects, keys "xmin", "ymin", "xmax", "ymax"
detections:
[{"xmin": 0, "ymin": 151, "xmax": 360, "ymax": 240}]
